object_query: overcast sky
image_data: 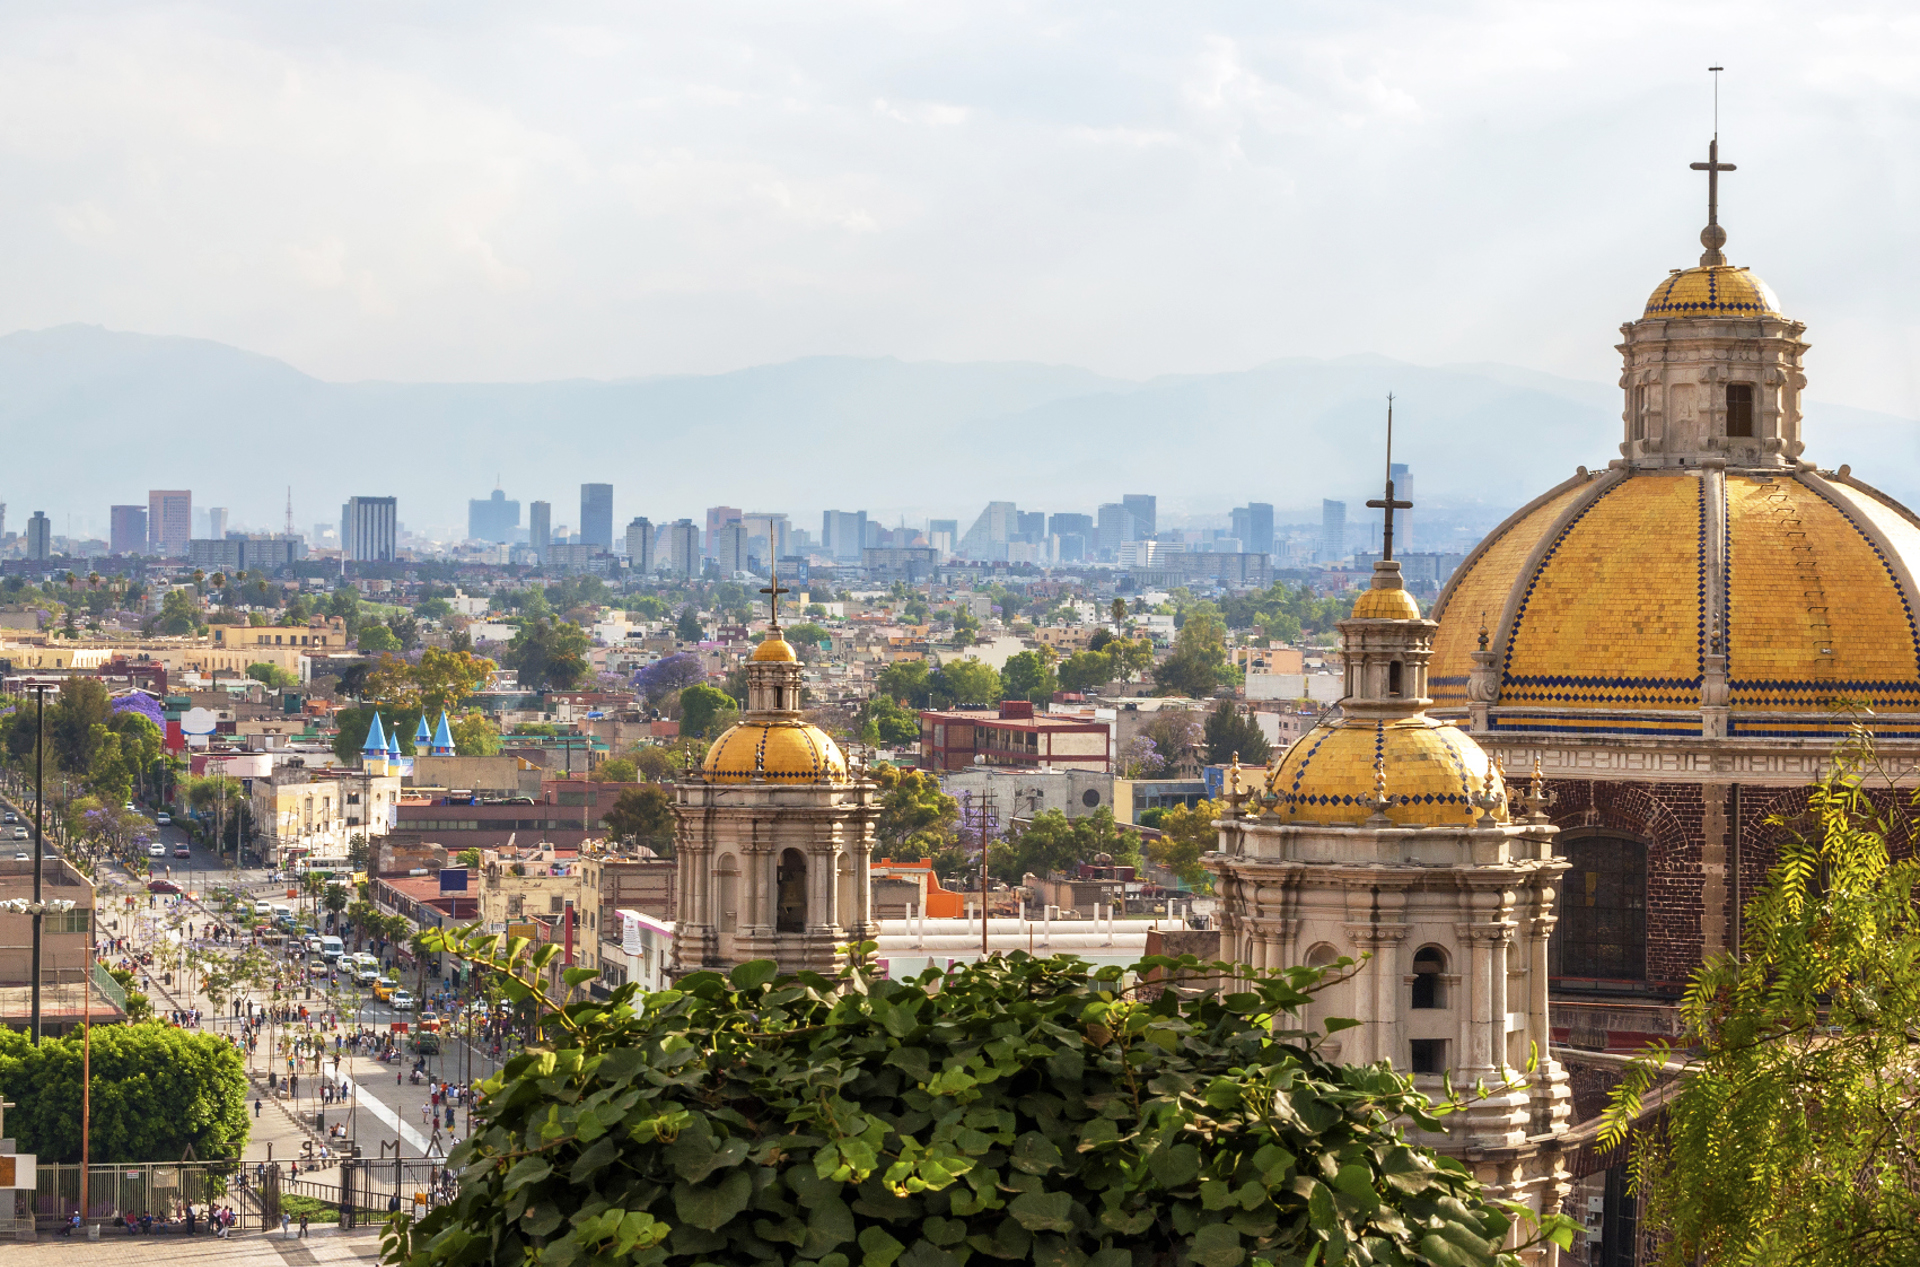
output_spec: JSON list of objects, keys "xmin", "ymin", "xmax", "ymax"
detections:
[{"xmin": 0, "ymin": 2, "xmax": 1916, "ymax": 414}]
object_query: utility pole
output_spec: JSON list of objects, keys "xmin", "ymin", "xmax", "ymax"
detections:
[{"xmin": 29, "ymin": 683, "xmax": 51, "ymax": 1043}]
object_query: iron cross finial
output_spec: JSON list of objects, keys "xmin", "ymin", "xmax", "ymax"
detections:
[
  {"xmin": 759, "ymin": 570, "xmax": 790, "ymax": 629},
  {"xmin": 1365, "ymin": 394, "xmax": 1412, "ymax": 561},
  {"xmin": 1690, "ymin": 69, "xmax": 1736, "ymax": 266}
]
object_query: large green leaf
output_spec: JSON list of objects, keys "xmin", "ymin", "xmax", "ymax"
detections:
[
  {"xmin": 673, "ymin": 1169, "xmax": 753, "ymax": 1230},
  {"xmin": 1008, "ymin": 1189, "xmax": 1075, "ymax": 1233}
]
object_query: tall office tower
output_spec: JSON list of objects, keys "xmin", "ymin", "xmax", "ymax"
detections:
[
  {"xmin": 1047, "ymin": 512, "xmax": 1093, "ymax": 539},
  {"xmin": 1230, "ymin": 503, "xmax": 1275, "ymax": 556},
  {"xmin": 716, "ymin": 521, "xmax": 749, "ymax": 574},
  {"xmin": 148, "ymin": 489, "xmax": 192, "ymax": 556},
  {"xmin": 0, "ymin": 503, "xmax": 7, "ymax": 540},
  {"xmin": 580, "ymin": 484, "xmax": 614, "ymax": 550},
  {"xmin": 1016, "ymin": 511, "xmax": 1046, "ymax": 540},
  {"xmin": 1122, "ymin": 493, "xmax": 1157, "ymax": 539},
  {"xmin": 25, "ymin": 512, "xmax": 51, "ymax": 561},
  {"xmin": 742, "ymin": 512, "xmax": 789, "ymax": 564},
  {"xmin": 821, "ymin": 510, "xmax": 868, "ymax": 561},
  {"xmin": 1322, "ymin": 499, "xmax": 1347, "ymax": 560},
  {"xmin": 110, "ymin": 505, "xmax": 149, "ymax": 556},
  {"xmin": 529, "ymin": 501, "xmax": 552, "ymax": 561},
  {"xmin": 468, "ymin": 488, "xmax": 521, "ymax": 542},
  {"xmin": 667, "ymin": 520, "xmax": 700, "ymax": 578},
  {"xmin": 626, "ymin": 517, "xmax": 655, "ymax": 571},
  {"xmin": 705, "ymin": 506, "xmax": 743, "ymax": 557},
  {"xmin": 208, "ymin": 507, "xmax": 229, "ymax": 539},
  {"xmin": 1389, "ymin": 464, "xmax": 1413, "ymax": 551},
  {"xmin": 1096, "ymin": 503, "xmax": 1135, "ymax": 559},
  {"xmin": 344, "ymin": 496, "xmax": 399, "ymax": 562},
  {"xmin": 958, "ymin": 501, "xmax": 1017, "ymax": 559}
]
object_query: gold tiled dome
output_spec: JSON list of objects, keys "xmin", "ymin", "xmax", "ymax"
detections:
[
  {"xmin": 1267, "ymin": 716, "xmax": 1506, "ymax": 827},
  {"xmin": 702, "ymin": 719, "xmax": 847, "ymax": 783},
  {"xmin": 750, "ymin": 635, "xmax": 797, "ymax": 662},
  {"xmin": 1351, "ymin": 586, "xmax": 1423, "ymax": 621},
  {"xmin": 1642, "ymin": 265, "xmax": 1780, "ymax": 320},
  {"xmin": 1430, "ymin": 471, "xmax": 1920, "ymax": 737}
]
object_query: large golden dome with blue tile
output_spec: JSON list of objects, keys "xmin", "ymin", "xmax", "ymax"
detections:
[
  {"xmin": 1430, "ymin": 468, "xmax": 1920, "ymax": 738},
  {"xmin": 1267, "ymin": 716, "xmax": 1507, "ymax": 827},
  {"xmin": 702, "ymin": 718, "xmax": 848, "ymax": 783},
  {"xmin": 1643, "ymin": 265, "xmax": 1780, "ymax": 320}
]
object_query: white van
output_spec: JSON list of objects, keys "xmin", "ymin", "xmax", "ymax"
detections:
[{"xmin": 319, "ymin": 936, "xmax": 345, "ymax": 962}]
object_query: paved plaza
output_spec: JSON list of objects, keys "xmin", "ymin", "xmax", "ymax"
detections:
[{"xmin": 8, "ymin": 1225, "xmax": 385, "ymax": 1264}]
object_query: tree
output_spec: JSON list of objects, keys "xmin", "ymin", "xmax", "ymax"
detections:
[
  {"xmin": 331, "ymin": 704, "xmax": 424, "ymax": 763},
  {"xmin": 246, "ymin": 661, "xmax": 298, "ymax": 690},
  {"xmin": 874, "ymin": 659, "xmax": 934, "ymax": 708},
  {"xmin": 1058, "ymin": 649, "xmax": 1113, "ymax": 694},
  {"xmin": 860, "ymin": 693, "xmax": 920, "ymax": 747},
  {"xmin": 1202, "ymin": 699, "xmax": 1272, "ymax": 765},
  {"xmin": 1142, "ymin": 709, "xmax": 1204, "ymax": 771},
  {"xmin": 452, "ymin": 711, "xmax": 502, "ymax": 756},
  {"xmin": 991, "ymin": 807, "xmax": 1137, "ymax": 884},
  {"xmin": 347, "ymin": 833, "xmax": 370, "ymax": 872},
  {"xmin": 48, "ymin": 676, "xmax": 114, "ymax": 772},
  {"xmin": 1147, "ymin": 798, "xmax": 1221, "ymax": 890},
  {"xmin": 1155, "ymin": 601, "xmax": 1230, "ymax": 697},
  {"xmin": 601, "ymin": 785, "xmax": 675, "ymax": 851},
  {"xmin": 455, "ymin": 848, "xmax": 482, "ymax": 868},
  {"xmin": 399, "ymin": 935, "xmax": 1569, "ymax": 1267},
  {"xmin": 153, "ymin": 587, "xmax": 201, "ymax": 635},
  {"xmin": 951, "ymin": 606, "xmax": 981, "ymax": 647},
  {"xmin": 356, "ymin": 622, "xmax": 400, "ymax": 652},
  {"xmin": 592, "ymin": 757, "xmax": 638, "ymax": 783},
  {"xmin": 635, "ymin": 653, "xmax": 706, "ymax": 705},
  {"xmin": 368, "ymin": 647, "xmax": 497, "ymax": 716},
  {"xmin": 1603, "ymin": 726, "xmax": 1920, "ymax": 1265},
  {"xmin": 1001, "ymin": 650, "xmax": 1058, "ymax": 704},
  {"xmin": 680, "ymin": 683, "xmax": 738, "ymax": 740},
  {"xmin": 869, "ymin": 764, "xmax": 959, "ymax": 860},
  {"xmin": 0, "ymin": 1023, "xmax": 250, "ymax": 1163},
  {"xmin": 87, "ymin": 726, "xmax": 133, "ymax": 806},
  {"xmin": 631, "ymin": 746, "xmax": 676, "ymax": 782},
  {"xmin": 675, "ymin": 604, "xmax": 704, "ymax": 642},
  {"xmin": 504, "ymin": 619, "xmax": 591, "ymax": 691},
  {"xmin": 324, "ymin": 884, "xmax": 349, "ymax": 920},
  {"xmin": 783, "ymin": 621, "xmax": 831, "ymax": 649},
  {"xmin": 935, "ymin": 658, "xmax": 1002, "ymax": 707}
]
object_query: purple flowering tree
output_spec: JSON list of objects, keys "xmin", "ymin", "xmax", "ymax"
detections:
[
  {"xmin": 110, "ymin": 692, "xmax": 167, "ymax": 731},
  {"xmin": 633, "ymin": 653, "xmax": 706, "ymax": 704}
]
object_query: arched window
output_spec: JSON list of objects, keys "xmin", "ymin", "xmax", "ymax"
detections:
[
  {"xmin": 1388, "ymin": 660, "xmax": 1404, "ymax": 697},
  {"xmin": 1552, "ymin": 835, "xmax": 1647, "ymax": 981},
  {"xmin": 1411, "ymin": 945, "xmax": 1447, "ymax": 1008},
  {"xmin": 776, "ymin": 848, "xmax": 807, "ymax": 933},
  {"xmin": 716, "ymin": 853, "xmax": 739, "ymax": 936},
  {"xmin": 1304, "ymin": 942, "xmax": 1339, "ymax": 970}
]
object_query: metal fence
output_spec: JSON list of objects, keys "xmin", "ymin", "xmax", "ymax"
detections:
[
  {"xmin": 32, "ymin": 1161, "xmax": 257, "ymax": 1232},
  {"xmin": 286, "ymin": 1158, "xmax": 457, "ymax": 1230}
]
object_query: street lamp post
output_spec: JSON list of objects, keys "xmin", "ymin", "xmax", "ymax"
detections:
[{"xmin": 27, "ymin": 683, "xmax": 53, "ymax": 1042}]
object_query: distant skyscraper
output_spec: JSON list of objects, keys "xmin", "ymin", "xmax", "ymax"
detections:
[
  {"xmin": 1122, "ymin": 494, "xmax": 1157, "ymax": 539},
  {"xmin": 1390, "ymin": 463, "xmax": 1413, "ymax": 551},
  {"xmin": 742, "ymin": 512, "xmax": 788, "ymax": 566},
  {"xmin": 704, "ymin": 506, "xmax": 743, "ymax": 558},
  {"xmin": 821, "ymin": 510, "xmax": 868, "ymax": 561},
  {"xmin": 666, "ymin": 520, "xmax": 700, "ymax": 579},
  {"xmin": 148, "ymin": 489, "xmax": 191, "ymax": 557},
  {"xmin": 626, "ymin": 517, "xmax": 654, "ymax": 571},
  {"xmin": 110, "ymin": 505, "xmax": 148, "ymax": 556},
  {"xmin": 1322, "ymin": 499, "xmax": 1347, "ymax": 560},
  {"xmin": 529, "ymin": 501, "xmax": 552, "ymax": 561},
  {"xmin": 343, "ymin": 496, "xmax": 398, "ymax": 562},
  {"xmin": 580, "ymin": 484, "xmax": 614, "ymax": 551},
  {"xmin": 1016, "ymin": 511, "xmax": 1046, "ymax": 540},
  {"xmin": 716, "ymin": 521, "xmax": 749, "ymax": 574},
  {"xmin": 208, "ymin": 507, "xmax": 229, "ymax": 540},
  {"xmin": 1048, "ymin": 513, "xmax": 1092, "ymax": 539},
  {"xmin": 958, "ymin": 502, "xmax": 1017, "ymax": 560},
  {"xmin": 1096, "ymin": 503, "xmax": 1135, "ymax": 559},
  {"xmin": 25, "ymin": 511, "xmax": 51, "ymax": 561},
  {"xmin": 1231, "ymin": 503, "xmax": 1274, "ymax": 556},
  {"xmin": 468, "ymin": 488, "xmax": 521, "ymax": 542}
]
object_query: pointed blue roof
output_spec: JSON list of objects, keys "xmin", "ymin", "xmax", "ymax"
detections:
[
  {"xmin": 361, "ymin": 712, "xmax": 387, "ymax": 755},
  {"xmin": 415, "ymin": 716, "xmax": 432, "ymax": 745},
  {"xmin": 387, "ymin": 727, "xmax": 402, "ymax": 759},
  {"xmin": 431, "ymin": 710, "xmax": 456, "ymax": 756}
]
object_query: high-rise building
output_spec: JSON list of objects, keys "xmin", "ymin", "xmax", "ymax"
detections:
[
  {"xmin": 1096, "ymin": 503, "xmax": 1135, "ymax": 559},
  {"xmin": 148, "ymin": 489, "xmax": 192, "ymax": 557},
  {"xmin": 705, "ymin": 506, "xmax": 743, "ymax": 558},
  {"xmin": 0, "ymin": 503, "xmax": 7, "ymax": 541},
  {"xmin": 580, "ymin": 484, "xmax": 614, "ymax": 551},
  {"xmin": 25, "ymin": 511, "xmax": 51, "ymax": 561},
  {"xmin": 958, "ymin": 501, "xmax": 1017, "ymax": 560},
  {"xmin": 1231, "ymin": 503, "xmax": 1275, "ymax": 556},
  {"xmin": 1322, "ymin": 500, "xmax": 1347, "ymax": 561},
  {"xmin": 626, "ymin": 517, "xmax": 654, "ymax": 571},
  {"xmin": 1047, "ymin": 513, "xmax": 1093, "ymax": 539},
  {"xmin": 715, "ymin": 521, "xmax": 749, "ymax": 575},
  {"xmin": 742, "ymin": 512, "xmax": 789, "ymax": 566},
  {"xmin": 1016, "ymin": 511, "xmax": 1046, "ymax": 540},
  {"xmin": 666, "ymin": 520, "xmax": 700, "ymax": 579},
  {"xmin": 208, "ymin": 507, "xmax": 229, "ymax": 540},
  {"xmin": 469, "ymin": 488, "xmax": 521, "ymax": 542},
  {"xmin": 343, "ymin": 496, "xmax": 398, "ymax": 562},
  {"xmin": 1389, "ymin": 464, "xmax": 1413, "ymax": 552},
  {"xmin": 110, "ymin": 505, "xmax": 148, "ymax": 556},
  {"xmin": 821, "ymin": 510, "xmax": 868, "ymax": 562},
  {"xmin": 1122, "ymin": 494, "xmax": 1157, "ymax": 539},
  {"xmin": 529, "ymin": 501, "xmax": 552, "ymax": 561}
]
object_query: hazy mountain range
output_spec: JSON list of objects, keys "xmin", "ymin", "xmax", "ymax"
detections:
[{"xmin": 4, "ymin": 324, "xmax": 1916, "ymax": 550}]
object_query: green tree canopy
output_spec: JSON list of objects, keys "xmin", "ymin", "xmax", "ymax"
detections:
[
  {"xmin": 246, "ymin": 661, "xmax": 299, "ymax": 690},
  {"xmin": 675, "ymin": 604, "xmax": 705, "ymax": 641},
  {"xmin": 601, "ymin": 784, "xmax": 675, "ymax": 851},
  {"xmin": 356, "ymin": 622, "xmax": 400, "ymax": 652},
  {"xmin": 1001, "ymin": 650, "xmax": 1059, "ymax": 704},
  {"xmin": 1155, "ymin": 602, "xmax": 1231, "ymax": 698},
  {"xmin": 875, "ymin": 660, "xmax": 934, "ymax": 708},
  {"xmin": 869, "ymin": 764, "xmax": 959, "ymax": 860},
  {"xmin": 153, "ymin": 587, "xmax": 202, "ymax": 635},
  {"xmin": 1202, "ymin": 700, "xmax": 1272, "ymax": 766},
  {"xmin": 1058, "ymin": 649, "xmax": 1114, "ymax": 694},
  {"xmin": 680, "ymin": 682, "xmax": 739, "ymax": 740},
  {"xmin": 1146, "ymin": 798, "xmax": 1221, "ymax": 890},
  {"xmin": 861, "ymin": 693, "xmax": 921, "ymax": 747},
  {"xmin": 505, "ymin": 619, "xmax": 592, "ymax": 691},
  {"xmin": 990, "ymin": 806, "xmax": 1138, "ymax": 883},
  {"xmin": 452, "ymin": 710, "xmax": 503, "ymax": 756},
  {"xmin": 935, "ymin": 658, "xmax": 1002, "ymax": 708}
]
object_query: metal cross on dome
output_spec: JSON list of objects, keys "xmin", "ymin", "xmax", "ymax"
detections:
[
  {"xmin": 1691, "ymin": 67, "xmax": 1736, "ymax": 266},
  {"xmin": 1366, "ymin": 394, "xmax": 1412, "ymax": 561},
  {"xmin": 759, "ymin": 571, "xmax": 790, "ymax": 628}
]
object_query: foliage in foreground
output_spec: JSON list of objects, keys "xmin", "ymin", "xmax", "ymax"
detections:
[
  {"xmin": 389, "ymin": 935, "xmax": 1568, "ymax": 1267},
  {"xmin": 1603, "ymin": 724, "xmax": 1920, "ymax": 1265},
  {"xmin": 0, "ymin": 1022, "xmax": 250, "ymax": 1163}
]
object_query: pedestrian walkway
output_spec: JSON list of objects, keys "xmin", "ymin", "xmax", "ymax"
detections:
[{"xmin": 5, "ymin": 1224, "xmax": 383, "ymax": 1264}]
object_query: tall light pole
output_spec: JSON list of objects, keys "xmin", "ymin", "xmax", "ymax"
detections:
[{"xmin": 28, "ymin": 683, "xmax": 52, "ymax": 1043}]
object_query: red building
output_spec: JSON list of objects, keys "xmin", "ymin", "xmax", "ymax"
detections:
[{"xmin": 917, "ymin": 700, "xmax": 1109, "ymax": 771}]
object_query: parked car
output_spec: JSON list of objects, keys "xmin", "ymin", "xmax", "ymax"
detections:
[
  {"xmin": 148, "ymin": 842, "xmax": 167, "ymax": 857},
  {"xmin": 155, "ymin": 812, "xmax": 172, "ymax": 826}
]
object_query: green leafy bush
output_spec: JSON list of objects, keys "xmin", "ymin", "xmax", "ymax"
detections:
[{"xmin": 389, "ymin": 940, "xmax": 1566, "ymax": 1267}]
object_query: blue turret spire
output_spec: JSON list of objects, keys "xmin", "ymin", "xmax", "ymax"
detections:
[
  {"xmin": 415, "ymin": 715, "xmax": 432, "ymax": 747},
  {"xmin": 430, "ymin": 710, "xmax": 456, "ymax": 757},
  {"xmin": 361, "ymin": 712, "xmax": 387, "ymax": 757}
]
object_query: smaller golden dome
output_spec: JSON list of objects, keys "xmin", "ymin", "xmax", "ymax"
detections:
[
  {"xmin": 1643, "ymin": 265, "xmax": 1780, "ymax": 320},
  {"xmin": 702, "ymin": 719, "xmax": 847, "ymax": 783},
  {"xmin": 1351, "ymin": 586, "xmax": 1422, "ymax": 621},
  {"xmin": 751, "ymin": 636, "xmax": 797, "ymax": 662},
  {"xmin": 1267, "ymin": 716, "xmax": 1505, "ymax": 827}
]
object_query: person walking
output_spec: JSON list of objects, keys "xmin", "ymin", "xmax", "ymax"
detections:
[{"xmin": 298, "ymin": 1212, "xmax": 310, "ymax": 1239}]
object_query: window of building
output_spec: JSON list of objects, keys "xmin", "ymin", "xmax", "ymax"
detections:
[
  {"xmin": 1726, "ymin": 383, "xmax": 1754, "ymax": 437},
  {"xmin": 1303, "ymin": 942, "xmax": 1338, "ymax": 970},
  {"xmin": 1552, "ymin": 835, "xmax": 1648, "ymax": 981},
  {"xmin": 506, "ymin": 896, "xmax": 523, "ymax": 917},
  {"xmin": 1409, "ymin": 1039, "xmax": 1447, "ymax": 1075},
  {"xmin": 1388, "ymin": 660, "xmax": 1404, "ymax": 697},
  {"xmin": 550, "ymin": 895, "xmax": 565, "ymax": 914},
  {"xmin": 776, "ymin": 848, "xmax": 807, "ymax": 933},
  {"xmin": 1411, "ymin": 945, "xmax": 1447, "ymax": 1008}
]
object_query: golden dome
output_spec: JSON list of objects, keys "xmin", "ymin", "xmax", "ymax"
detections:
[
  {"xmin": 1351, "ymin": 586, "xmax": 1423, "ymax": 621},
  {"xmin": 750, "ymin": 636, "xmax": 797, "ymax": 662},
  {"xmin": 702, "ymin": 719, "xmax": 847, "ymax": 783},
  {"xmin": 1431, "ymin": 470, "xmax": 1920, "ymax": 738},
  {"xmin": 1642, "ymin": 265, "xmax": 1780, "ymax": 321},
  {"xmin": 1267, "ymin": 716, "xmax": 1506, "ymax": 827}
]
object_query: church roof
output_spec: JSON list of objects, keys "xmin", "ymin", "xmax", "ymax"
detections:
[
  {"xmin": 1266, "ymin": 715, "xmax": 1508, "ymax": 827},
  {"xmin": 1642, "ymin": 264, "xmax": 1780, "ymax": 320},
  {"xmin": 361, "ymin": 712, "xmax": 386, "ymax": 754},
  {"xmin": 701, "ymin": 718, "xmax": 848, "ymax": 783}
]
